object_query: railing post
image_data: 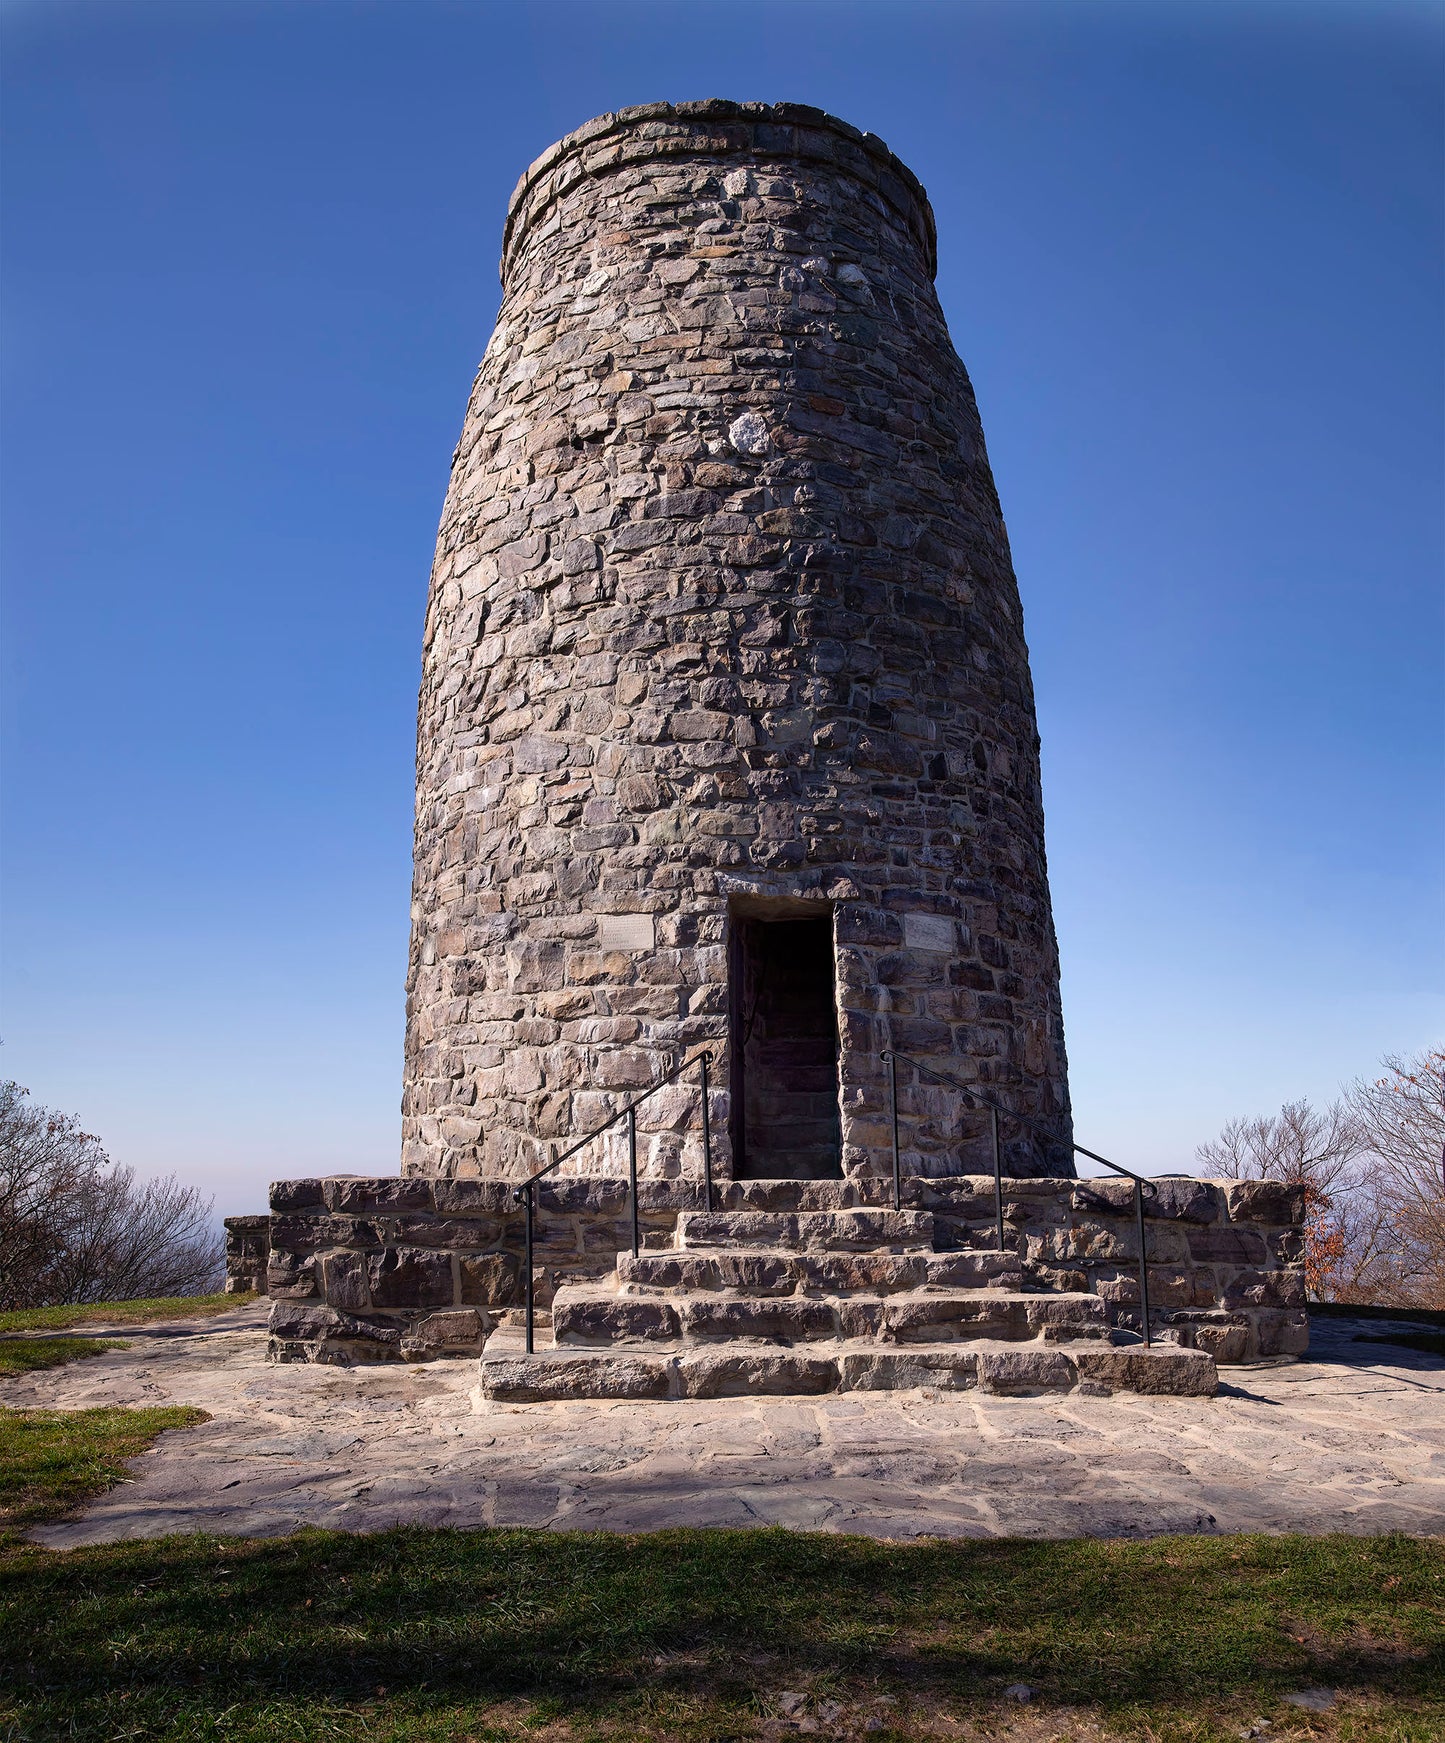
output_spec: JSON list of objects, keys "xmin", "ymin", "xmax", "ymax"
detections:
[
  {"xmin": 1134, "ymin": 1177, "xmax": 1152, "ymax": 1346},
  {"xmin": 990, "ymin": 1103, "xmax": 1004, "ymax": 1252},
  {"xmin": 523, "ymin": 1181, "xmax": 535, "ymax": 1355},
  {"xmin": 628, "ymin": 1103, "xmax": 639, "ymax": 1259},
  {"xmin": 700, "ymin": 1052, "xmax": 714, "ymax": 1214},
  {"xmin": 887, "ymin": 1052, "xmax": 901, "ymax": 1212}
]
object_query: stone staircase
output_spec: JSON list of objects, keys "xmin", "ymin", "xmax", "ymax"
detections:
[{"xmin": 479, "ymin": 1199, "xmax": 1218, "ymax": 1403}]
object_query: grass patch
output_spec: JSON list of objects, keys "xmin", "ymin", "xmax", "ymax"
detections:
[
  {"xmin": 0, "ymin": 1336, "xmax": 127, "ymax": 1377},
  {"xmin": 1355, "ymin": 1331, "xmax": 1445, "ymax": 1359},
  {"xmin": 0, "ymin": 1528, "xmax": 1440, "ymax": 1740},
  {"xmin": 0, "ymin": 1405, "xmax": 208, "ymax": 1530},
  {"xmin": 0, "ymin": 1291, "xmax": 254, "ymax": 1335}
]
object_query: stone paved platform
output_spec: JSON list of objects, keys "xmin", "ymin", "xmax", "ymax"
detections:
[{"xmin": 5, "ymin": 1304, "xmax": 1443, "ymax": 1546}]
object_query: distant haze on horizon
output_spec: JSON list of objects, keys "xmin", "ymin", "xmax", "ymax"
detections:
[{"xmin": 3, "ymin": 0, "xmax": 1441, "ymax": 1212}]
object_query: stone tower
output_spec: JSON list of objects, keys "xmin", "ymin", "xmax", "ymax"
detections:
[{"xmin": 402, "ymin": 100, "xmax": 1073, "ymax": 1188}]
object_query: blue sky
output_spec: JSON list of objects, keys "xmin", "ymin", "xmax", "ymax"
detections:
[{"xmin": 3, "ymin": 0, "xmax": 1441, "ymax": 1212}]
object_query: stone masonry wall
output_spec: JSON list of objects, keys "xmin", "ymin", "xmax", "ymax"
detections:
[
  {"xmin": 403, "ymin": 100, "xmax": 1073, "ymax": 1187},
  {"xmin": 224, "ymin": 1215, "xmax": 271, "ymax": 1296},
  {"xmin": 264, "ymin": 1173, "xmax": 1306, "ymax": 1365}
]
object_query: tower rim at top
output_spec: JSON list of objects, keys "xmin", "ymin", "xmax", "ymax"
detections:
[{"xmin": 499, "ymin": 99, "xmax": 939, "ymax": 288}]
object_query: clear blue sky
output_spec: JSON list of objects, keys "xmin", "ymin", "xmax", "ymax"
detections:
[{"xmin": 3, "ymin": 0, "xmax": 1441, "ymax": 1212}]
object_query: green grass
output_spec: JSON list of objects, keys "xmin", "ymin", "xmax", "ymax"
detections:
[
  {"xmin": 0, "ymin": 1528, "xmax": 1440, "ymax": 1740},
  {"xmin": 0, "ymin": 1405, "xmax": 208, "ymax": 1532},
  {"xmin": 0, "ymin": 1335, "xmax": 127, "ymax": 1377},
  {"xmin": 0, "ymin": 1291, "xmax": 255, "ymax": 1335}
]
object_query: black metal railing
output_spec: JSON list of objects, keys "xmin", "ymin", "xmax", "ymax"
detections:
[
  {"xmin": 882, "ymin": 1048, "xmax": 1166, "ymax": 1346},
  {"xmin": 512, "ymin": 1048, "xmax": 716, "ymax": 1353}
]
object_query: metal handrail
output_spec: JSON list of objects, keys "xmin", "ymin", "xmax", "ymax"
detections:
[
  {"xmin": 512, "ymin": 1047, "xmax": 716, "ymax": 1353},
  {"xmin": 881, "ymin": 1047, "xmax": 1166, "ymax": 1346}
]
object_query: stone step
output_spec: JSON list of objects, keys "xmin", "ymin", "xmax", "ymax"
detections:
[
  {"xmin": 479, "ymin": 1334, "xmax": 1217, "ymax": 1403},
  {"xmin": 675, "ymin": 1208, "xmax": 935, "ymax": 1253},
  {"xmin": 616, "ymin": 1247, "xmax": 1023, "ymax": 1296},
  {"xmin": 719, "ymin": 1180, "xmax": 895, "ymax": 1211},
  {"xmin": 550, "ymin": 1285, "xmax": 1108, "ymax": 1348}
]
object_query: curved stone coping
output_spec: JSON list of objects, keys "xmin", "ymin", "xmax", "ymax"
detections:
[
  {"xmin": 500, "ymin": 99, "xmax": 938, "ymax": 287},
  {"xmin": 268, "ymin": 1171, "xmax": 1304, "ymax": 1225}
]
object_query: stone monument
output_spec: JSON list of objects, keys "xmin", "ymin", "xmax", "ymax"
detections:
[
  {"xmin": 403, "ymin": 99, "xmax": 1072, "ymax": 1189},
  {"xmin": 245, "ymin": 104, "xmax": 1308, "ymax": 1389}
]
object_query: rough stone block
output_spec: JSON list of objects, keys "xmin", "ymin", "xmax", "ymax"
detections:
[
  {"xmin": 1141, "ymin": 1266, "xmax": 1198, "ymax": 1309},
  {"xmin": 431, "ymin": 1179, "xmax": 515, "ymax": 1216},
  {"xmin": 537, "ymin": 1178, "xmax": 631, "ymax": 1217},
  {"xmin": 710, "ymin": 1252, "xmax": 800, "ymax": 1292},
  {"xmin": 617, "ymin": 1252, "xmax": 716, "ymax": 1291},
  {"xmin": 1023, "ymin": 1295, "xmax": 1107, "ymax": 1331},
  {"xmin": 840, "ymin": 1349, "xmax": 978, "ymax": 1391},
  {"xmin": 1222, "ymin": 1269, "xmax": 1308, "ymax": 1310},
  {"xmin": 367, "ymin": 1248, "xmax": 455, "ymax": 1310},
  {"xmin": 321, "ymin": 1250, "xmax": 371, "ymax": 1313},
  {"xmin": 270, "ymin": 1178, "xmax": 325, "ymax": 1213},
  {"xmin": 264, "ymin": 1249, "xmax": 316, "ymax": 1300},
  {"xmin": 1254, "ymin": 1309, "xmax": 1311, "ymax": 1357},
  {"xmin": 458, "ymin": 1252, "xmax": 522, "ymax": 1307},
  {"xmin": 807, "ymin": 1254, "xmax": 928, "ymax": 1293},
  {"xmin": 483, "ymin": 1353, "xmax": 673, "ymax": 1401},
  {"xmin": 1068, "ymin": 1177, "xmax": 1137, "ymax": 1217},
  {"xmin": 325, "ymin": 1176, "xmax": 433, "ymax": 1214},
  {"xmin": 1149, "ymin": 1178, "xmax": 1226, "ymax": 1222},
  {"xmin": 885, "ymin": 1295, "xmax": 1027, "ymax": 1342},
  {"xmin": 800, "ymin": 1209, "xmax": 935, "ymax": 1252},
  {"xmin": 977, "ymin": 1348, "xmax": 1077, "ymax": 1394},
  {"xmin": 1187, "ymin": 1226, "xmax": 1268, "ymax": 1265},
  {"xmin": 725, "ymin": 1179, "xmax": 869, "ymax": 1213},
  {"xmin": 833, "ymin": 1303, "xmax": 878, "ymax": 1338},
  {"xmin": 678, "ymin": 1350, "xmax": 840, "ymax": 1398},
  {"xmin": 1022, "ymin": 1264, "xmax": 1089, "ymax": 1294},
  {"xmin": 1268, "ymin": 1229, "xmax": 1306, "ymax": 1264},
  {"xmin": 1164, "ymin": 1310, "xmax": 1255, "ymax": 1366},
  {"xmin": 1223, "ymin": 1180, "xmax": 1306, "ymax": 1226},
  {"xmin": 266, "ymin": 1303, "xmax": 402, "ymax": 1348},
  {"xmin": 904, "ymin": 1178, "xmax": 996, "ymax": 1218},
  {"xmin": 1073, "ymin": 1346, "xmax": 1217, "ymax": 1396},
  {"xmin": 553, "ymin": 1294, "xmax": 681, "ymax": 1344},
  {"xmin": 1029, "ymin": 1225, "xmax": 1138, "ymax": 1265},
  {"xmin": 391, "ymin": 1216, "xmax": 503, "ymax": 1249},
  {"xmin": 400, "ymin": 1309, "xmax": 489, "ymax": 1357},
  {"xmin": 636, "ymin": 1178, "xmax": 705, "ymax": 1213},
  {"xmin": 269, "ymin": 1214, "xmax": 381, "ymax": 1253},
  {"xmin": 1073, "ymin": 1177, "xmax": 1221, "ymax": 1224},
  {"xmin": 680, "ymin": 1296, "xmax": 836, "ymax": 1342}
]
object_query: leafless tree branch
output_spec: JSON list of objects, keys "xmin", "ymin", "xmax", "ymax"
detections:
[{"xmin": 0, "ymin": 1081, "xmax": 222, "ymax": 1309}]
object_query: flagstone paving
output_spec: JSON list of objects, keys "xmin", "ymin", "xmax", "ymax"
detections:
[{"xmin": 5, "ymin": 1304, "xmax": 1443, "ymax": 1546}]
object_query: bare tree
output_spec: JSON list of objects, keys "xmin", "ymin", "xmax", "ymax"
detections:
[
  {"xmin": 0, "ymin": 1081, "xmax": 107, "ymax": 1309},
  {"xmin": 1197, "ymin": 1049, "xmax": 1445, "ymax": 1307},
  {"xmin": 1195, "ymin": 1097, "xmax": 1366, "ymax": 1198},
  {"xmin": 1194, "ymin": 1097, "xmax": 1386, "ymax": 1298},
  {"xmin": 1348, "ymin": 1050, "xmax": 1445, "ymax": 1310},
  {"xmin": 0, "ymin": 1081, "xmax": 222, "ymax": 1309}
]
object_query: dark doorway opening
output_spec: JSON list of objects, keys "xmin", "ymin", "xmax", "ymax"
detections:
[{"xmin": 729, "ymin": 913, "xmax": 842, "ymax": 1179}]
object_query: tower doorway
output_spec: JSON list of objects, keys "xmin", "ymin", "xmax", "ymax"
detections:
[{"xmin": 729, "ymin": 913, "xmax": 843, "ymax": 1179}]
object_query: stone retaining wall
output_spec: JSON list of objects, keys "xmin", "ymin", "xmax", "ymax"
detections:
[
  {"xmin": 917, "ymin": 1174, "xmax": 1308, "ymax": 1362},
  {"xmin": 261, "ymin": 1172, "xmax": 1306, "ymax": 1365}
]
